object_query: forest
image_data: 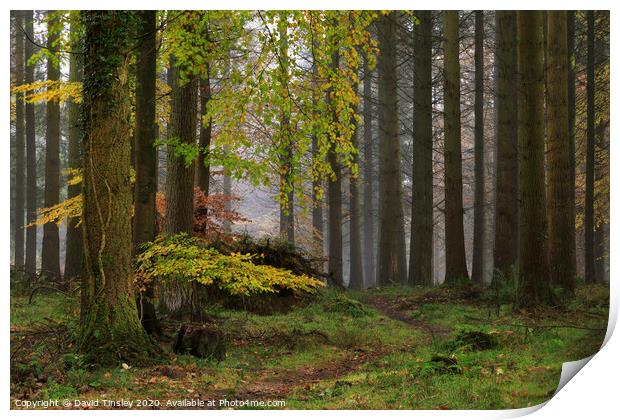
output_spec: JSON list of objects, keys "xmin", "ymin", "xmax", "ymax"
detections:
[{"xmin": 9, "ymin": 10, "xmax": 610, "ymax": 410}]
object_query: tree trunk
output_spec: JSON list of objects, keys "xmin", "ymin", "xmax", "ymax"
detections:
[
  {"xmin": 65, "ymin": 18, "xmax": 84, "ymax": 282},
  {"xmin": 584, "ymin": 11, "xmax": 595, "ymax": 284},
  {"xmin": 471, "ymin": 11, "xmax": 485, "ymax": 284},
  {"xmin": 80, "ymin": 10, "xmax": 156, "ymax": 366},
  {"xmin": 196, "ymin": 75, "xmax": 212, "ymax": 196},
  {"xmin": 13, "ymin": 11, "xmax": 25, "ymax": 269},
  {"xmin": 25, "ymin": 10, "xmax": 37, "ymax": 277},
  {"xmin": 409, "ymin": 10, "xmax": 433, "ymax": 287},
  {"xmin": 516, "ymin": 11, "xmax": 553, "ymax": 306},
  {"xmin": 133, "ymin": 10, "xmax": 161, "ymax": 335},
  {"xmin": 327, "ymin": 48, "xmax": 343, "ymax": 287},
  {"xmin": 277, "ymin": 15, "xmax": 294, "ymax": 244},
  {"xmin": 349, "ymin": 82, "xmax": 364, "ymax": 290},
  {"xmin": 362, "ymin": 53, "xmax": 376, "ymax": 287},
  {"xmin": 377, "ymin": 12, "xmax": 407, "ymax": 285},
  {"xmin": 567, "ymin": 11, "xmax": 577, "ymax": 288},
  {"xmin": 493, "ymin": 11, "xmax": 518, "ymax": 285},
  {"xmin": 311, "ymin": 48, "xmax": 323, "ymax": 258},
  {"xmin": 41, "ymin": 12, "xmax": 61, "ymax": 281},
  {"xmin": 165, "ymin": 57, "xmax": 197, "ymax": 236},
  {"xmin": 546, "ymin": 11, "xmax": 574, "ymax": 295},
  {"xmin": 443, "ymin": 11, "xmax": 469, "ymax": 284}
]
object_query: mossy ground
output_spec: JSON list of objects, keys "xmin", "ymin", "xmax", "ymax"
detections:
[{"xmin": 10, "ymin": 284, "xmax": 608, "ymax": 409}]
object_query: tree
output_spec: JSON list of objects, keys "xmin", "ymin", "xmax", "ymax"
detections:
[
  {"xmin": 79, "ymin": 10, "xmax": 155, "ymax": 365},
  {"xmin": 409, "ymin": 10, "xmax": 433, "ymax": 287},
  {"xmin": 41, "ymin": 11, "xmax": 61, "ymax": 280},
  {"xmin": 311, "ymin": 45, "xmax": 323, "ymax": 258},
  {"xmin": 584, "ymin": 10, "xmax": 595, "ymax": 284},
  {"xmin": 471, "ymin": 11, "xmax": 485, "ymax": 284},
  {"xmin": 443, "ymin": 11, "xmax": 469, "ymax": 284},
  {"xmin": 362, "ymin": 53, "xmax": 376, "ymax": 287},
  {"xmin": 165, "ymin": 57, "xmax": 197, "ymax": 235},
  {"xmin": 277, "ymin": 13, "xmax": 294, "ymax": 244},
  {"xmin": 348, "ymin": 79, "xmax": 363, "ymax": 290},
  {"xmin": 13, "ymin": 11, "xmax": 25, "ymax": 269},
  {"xmin": 377, "ymin": 12, "xmax": 407, "ymax": 285},
  {"xmin": 327, "ymin": 47, "xmax": 343, "ymax": 287},
  {"xmin": 133, "ymin": 10, "xmax": 161, "ymax": 335},
  {"xmin": 516, "ymin": 11, "xmax": 553, "ymax": 306},
  {"xmin": 493, "ymin": 11, "xmax": 518, "ymax": 285},
  {"xmin": 195, "ymin": 75, "xmax": 212, "ymax": 196},
  {"xmin": 65, "ymin": 16, "xmax": 83, "ymax": 281},
  {"xmin": 24, "ymin": 10, "xmax": 37, "ymax": 277},
  {"xmin": 567, "ymin": 11, "xmax": 577, "ymax": 288},
  {"xmin": 547, "ymin": 11, "xmax": 574, "ymax": 294}
]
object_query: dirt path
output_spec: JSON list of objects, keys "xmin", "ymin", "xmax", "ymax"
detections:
[
  {"xmin": 191, "ymin": 295, "xmax": 452, "ymax": 406},
  {"xmin": 366, "ymin": 295, "xmax": 452, "ymax": 339},
  {"xmin": 230, "ymin": 349, "xmax": 386, "ymax": 402}
]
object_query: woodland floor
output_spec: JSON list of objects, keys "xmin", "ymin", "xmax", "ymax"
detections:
[{"xmin": 10, "ymin": 282, "xmax": 609, "ymax": 410}]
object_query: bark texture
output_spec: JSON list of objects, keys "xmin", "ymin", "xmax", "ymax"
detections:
[
  {"xmin": 65, "ymin": 19, "xmax": 84, "ymax": 281},
  {"xmin": 443, "ymin": 11, "xmax": 469, "ymax": 284},
  {"xmin": 377, "ymin": 12, "xmax": 407, "ymax": 285},
  {"xmin": 133, "ymin": 10, "xmax": 161, "ymax": 335},
  {"xmin": 546, "ymin": 11, "xmax": 574, "ymax": 294},
  {"xmin": 25, "ymin": 10, "xmax": 37, "ymax": 277},
  {"xmin": 493, "ymin": 11, "xmax": 518, "ymax": 285},
  {"xmin": 471, "ymin": 10, "xmax": 485, "ymax": 284},
  {"xmin": 516, "ymin": 11, "xmax": 553, "ymax": 306},
  {"xmin": 41, "ymin": 12, "xmax": 61, "ymax": 280},
  {"xmin": 409, "ymin": 10, "xmax": 433, "ymax": 287},
  {"xmin": 80, "ymin": 11, "xmax": 156, "ymax": 366}
]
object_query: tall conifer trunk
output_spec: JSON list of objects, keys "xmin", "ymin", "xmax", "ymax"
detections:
[{"xmin": 443, "ymin": 11, "xmax": 469, "ymax": 284}]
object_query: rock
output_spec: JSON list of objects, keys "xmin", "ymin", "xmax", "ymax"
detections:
[{"xmin": 173, "ymin": 324, "xmax": 226, "ymax": 361}]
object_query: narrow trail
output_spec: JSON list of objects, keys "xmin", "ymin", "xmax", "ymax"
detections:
[
  {"xmin": 190, "ymin": 295, "xmax": 453, "ymax": 406},
  {"xmin": 365, "ymin": 295, "xmax": 452, "ymax": 339}
]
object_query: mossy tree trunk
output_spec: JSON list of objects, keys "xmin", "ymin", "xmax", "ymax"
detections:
[
  {"xmin": 133, "ymin": 10, "xmax": 161, "ymax": 335},
  {"xmin": 80, "ymin": 11, "xmax": 156, "ymax": 366},
  {"xmin": 516, "ymin": 11, "xmax": 553, "ymax": 306},
  {"xmin": 443, "ymin": 11, "xmax": 469, "ymax": 285},
  {"xmin": 409, "ymin": 10, "xmax": 433, "ymax": 287},
  {"xmin": 41, "ymin": 11, "xmax": 61, "ymax": 281},
  {"xmin": 546, "ymin": 11, "xmax": 574, "ymax": 295}
]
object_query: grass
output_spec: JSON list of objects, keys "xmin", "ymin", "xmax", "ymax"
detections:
[{"xmin": 10, "ymin": 283, "xmax": 608, "ymax": 410}]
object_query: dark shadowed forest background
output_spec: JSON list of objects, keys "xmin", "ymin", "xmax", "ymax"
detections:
[{"xmin": 9, "ymin": 10, "xmax": 610, "ymax": 410}]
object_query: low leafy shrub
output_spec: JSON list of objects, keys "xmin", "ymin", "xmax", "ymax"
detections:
[
  {"xmin": 135, "ymin": 233, "xmax": 325, "ymax": 298},
  {"xmin": 208, "ymin": 234, "xmax": 325, "ymax": 279}
]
